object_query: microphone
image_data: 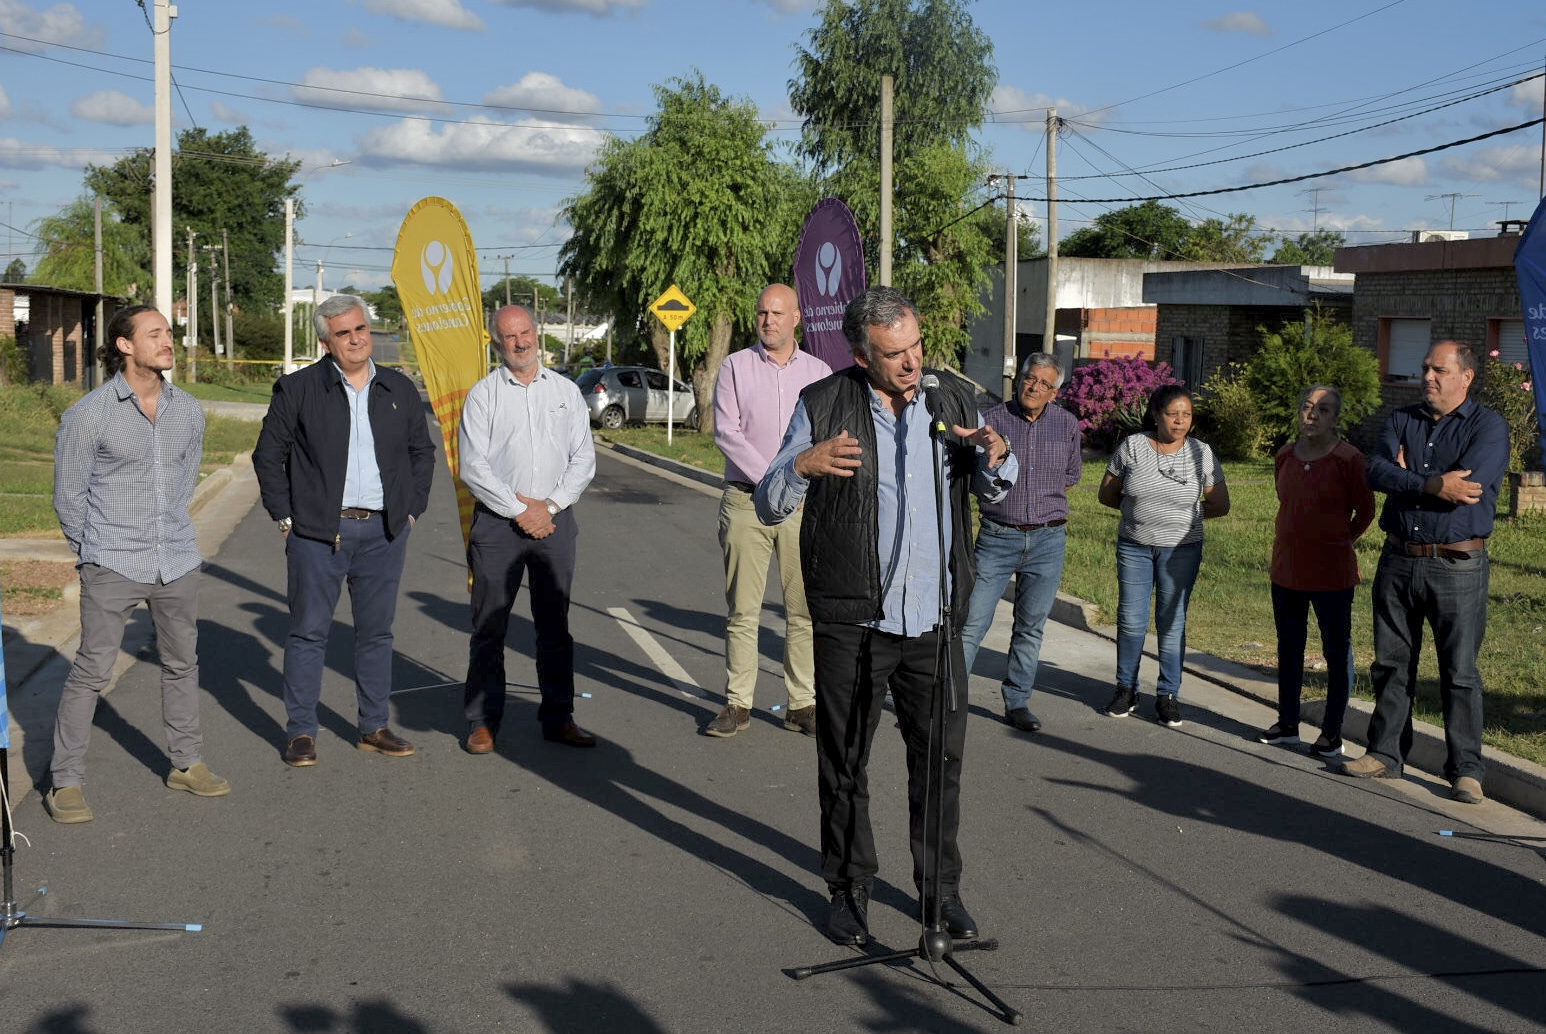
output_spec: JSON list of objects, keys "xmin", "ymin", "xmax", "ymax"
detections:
[{"xmin": 920, "ymin": 373, "xmax": 949, "ymax": 438}]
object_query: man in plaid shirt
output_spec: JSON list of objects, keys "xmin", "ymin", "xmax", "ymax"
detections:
[{"xmin": 46, "ymin": 305, "xmax": 229, "ymax": 824}]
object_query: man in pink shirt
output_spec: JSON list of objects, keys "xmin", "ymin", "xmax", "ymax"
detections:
[{"xmin": 706, "ymin": 283, "xmax": 832, "ymax": 738}]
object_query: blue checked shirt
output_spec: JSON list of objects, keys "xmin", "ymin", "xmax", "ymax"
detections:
[{"xmin": 53, "ymin": 373, "xmax": 204, "ymax": 583}]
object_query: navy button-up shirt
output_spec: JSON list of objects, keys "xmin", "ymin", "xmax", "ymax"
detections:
[{"xmin": 1366, "ymin": 397, "xmax": 1509, "ymax": 544}]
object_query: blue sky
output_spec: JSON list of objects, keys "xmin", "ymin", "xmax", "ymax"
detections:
[{"xmin": 1, "ymin": 0, "xmax": 1544, "ymax": 294}]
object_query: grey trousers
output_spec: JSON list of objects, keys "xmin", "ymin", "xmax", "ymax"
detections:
[{"xmin": 51, "ymin": 564, "xmax": 202, "ymax": 787}]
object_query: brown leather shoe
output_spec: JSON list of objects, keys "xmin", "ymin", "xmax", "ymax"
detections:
[
  {"xmin": 358, "ymin": 727, "xmax": 415, "ymax": 757},
  {"xmin": 1341, "ymin": 753, "xmax": 1393, "ymax": 779},
  {"xmin": 283, "ymin": 735, "xmax": 318, "ymax": 767},
  {"xmin": 465, "ymin": 726, "xmax": 496, "ymax": 755},
  {"xmin": 542, "ymin": 720, "xmax": 597, "ymax": 748}
]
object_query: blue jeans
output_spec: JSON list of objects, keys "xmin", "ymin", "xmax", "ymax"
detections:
[
  {"xmin": 1271, "ymin": 583, "xmax": 1354, "ymax": 736},
  {"xmin": 1366, "ymin": 547, "xmax": 1489, "ymax": 781},
  {"xmin": 960, "ymin": 520, "xmax": 1067, "ymax": 711},
  {"xmin": 1115, "ymin": 538, "xmax": 1203, "ymax": 697},
  {"xmin": 283, "ymin": 516, "xmax": 411, "ymax": 740}
]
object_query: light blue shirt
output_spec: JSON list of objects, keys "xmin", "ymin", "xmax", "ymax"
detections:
[
  {"xmin": 338, "ymin": 359, "xmax": 385, "ymax": 511},
  {"xmin": 757, "ymin": 388, "xmax": 1017, "ymax": 636}
]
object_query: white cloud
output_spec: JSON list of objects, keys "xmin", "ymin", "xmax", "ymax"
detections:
[
  {"xmin": 484, "ymin": 73, "xmax": 602, "ymax": 117},
  {"xmin": 0, "ymin": 136, "xmax": 110, "ymax": 170},
  {"xmin": 345, "ymin": 27, "xmax": 371, "ymax": 47},
  {"xmin": 753, "ymin": 0, "xmax": 809, "ymax": 13},
  {"xmin": 1343, "ymin": 156, "xmax": 1427, "ymax": 186},
  {"xmin": 357, "ymin": 118, "xmax": 599, "ymax": 174},
  {"xmin": 1508, "ymin": 77, "xmax": 1544, "ymax": 112},
  {"xmin": 70, "ymin": 90, "xmax": 154, "ymax": 126},
  {"xmin": 294, "ymin": 67, "xmax": 447, "ymax": 114},
  {"xmin": 0, "ymin": 85, "xmax": 10, "ymax": 120},
  {"xmin": 487, "ymin": 0, "xmax": 645, "ymax": 16},
  {"xmin": 0, "ymin": 1, "xmax": 104, "ymax": 49},
  {"xmin": 1202, "ymin": 11, "xmax": 1271, "ymax": 36},
  {"xmin": 990, "ymin": 85, "xmax": 1102, "ymax": 128},
  {"xmin": 361, "ymin": 0, "xmax": 485, "ymax": 31},
  {"xmin": 210, "ymin": 100, "xmax": 250, "ymax": 125},
  {"xmin": 1438, "ymin": 144, "xmax": 1539, "ymax": 187}
]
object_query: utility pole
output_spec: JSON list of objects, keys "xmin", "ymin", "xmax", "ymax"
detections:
[
  {"xmin": 1001, "ymin": 172, "xmax": 1018, "ymax": 401},
  {"xmin": 879, "ymin": 74, "xmax": 894, "ymax": 287},
  {"xmin": 185, "ymin": 227, "xmax": 198, "ymax": 383},
  {"xmin": 205, "ymin": 245, "xmax": 220, "ymax": 359},
  {"xmin": 153, "ymin": 0, "xmax": 176, "ymax": 316},
  {"xmin": 283, "ymin": 197, "xmax": 295, "ymax": 374},
  {"xmin": 93, "ymin": 195, "xmax": 104, "ymax": 389},
  {"xmin": 565, "ymin": 275, "xmax": 574, "ymax": 364},
  {"xmin": 222, "ymin": 228, "xmax": 234, "ymax": 370},
  {"xmin": 501, "ymin": 255, "xmax": 513, "ymax": 306},
  {"xmin": 1043, "ymin": 108, "xmax": 1059, "ymax": 360}
]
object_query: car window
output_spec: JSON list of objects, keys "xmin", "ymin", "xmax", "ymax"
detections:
[
  {"xmin": 617, "ymin": 370, "xmax": 644, "ymax": 388},
  {"xmin": 673, "ymin": 379, "xmax": 691, "ymax": 394},
  {"xmin": 644, "ymin": 370, "xmax": 669, "ymax": 390},
  {"xmin": 576, "ymin": 369, "xmax": 603, "ymax": 391}
]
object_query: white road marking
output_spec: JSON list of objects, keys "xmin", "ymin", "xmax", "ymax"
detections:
[{"xmin": 608, "ymin": 606, "xmax": 712, "ymax": 700}]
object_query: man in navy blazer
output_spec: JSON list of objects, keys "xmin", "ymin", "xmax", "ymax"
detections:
[{"xmin": 254, "ymin": 294, "xmax": 436, "ymax": 767}]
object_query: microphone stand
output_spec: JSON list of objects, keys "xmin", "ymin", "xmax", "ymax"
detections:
[
  {"xmin": 790, "ymin": 392, "xmax": 1022, "ymax": 1026},
  {"xmin": 1, "ymin": 747, "xmax": 203, "ymax": 953}
]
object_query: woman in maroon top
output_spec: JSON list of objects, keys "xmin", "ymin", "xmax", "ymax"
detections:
[{"xmin": 1257, "ymin": 385, "xmax": 1376, "ymax": 757}]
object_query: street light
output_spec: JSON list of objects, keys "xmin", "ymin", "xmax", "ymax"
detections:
[
  {"xmin": 282, "ymin": 160, "xmax": 352, "ymax": 374},
  {"xmin": 313, "ymin": 232, "xmax": 355, "ymax": 311}
]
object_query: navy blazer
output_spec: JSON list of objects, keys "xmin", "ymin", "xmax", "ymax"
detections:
[{"xmin": 253, "ymin": 357, "xmax": 436, "ymax": 543}]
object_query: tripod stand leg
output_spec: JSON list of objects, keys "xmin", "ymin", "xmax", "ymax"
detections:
[
  {"xmin": 944, "ymin": 953, "xmax": 1023, "ymax": 1025},
  {"xmin": 791, "ymin": 946, "xmax": 919, "ymax": 980}
]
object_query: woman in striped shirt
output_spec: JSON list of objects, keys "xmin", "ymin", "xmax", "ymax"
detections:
[{"xmin": 1097, "ymin": 385, "xmax": 1230, "ymax": 727}]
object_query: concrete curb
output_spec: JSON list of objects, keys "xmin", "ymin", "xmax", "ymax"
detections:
[{"xmin": 602, "ymin": 440, "xmax": 1546, "ymax": 821}]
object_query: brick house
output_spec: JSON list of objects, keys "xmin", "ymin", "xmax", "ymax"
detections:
[{"xmin": 1, "ymin": 284, "xmax": 123, "ymax": 388}]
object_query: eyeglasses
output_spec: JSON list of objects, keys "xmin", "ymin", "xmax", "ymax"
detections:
[
  {"xmin": 1157, "ymin": 456, "xmax": 1191, "ymax": 486},
  {"xmin": 1022, "ymin": 378, "xmax": 1058, "ymax": 393}
]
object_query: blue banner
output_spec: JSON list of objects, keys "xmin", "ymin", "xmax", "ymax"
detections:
[
  {"xmin": 1, "ymin": 597, "xmax": 10, "ymax": 749},
  {"xmin": 1516, "ymin": 196, "xmax": 1546, "ymax": 470}
]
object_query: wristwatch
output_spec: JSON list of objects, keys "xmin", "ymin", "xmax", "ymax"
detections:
[
  {"xmin": 277, "ymin": 517, "xmax": 293, "ymax": 533},
  {"xmin": 544, "ymin": 500, "xmax": 560, "ymax": 516}
]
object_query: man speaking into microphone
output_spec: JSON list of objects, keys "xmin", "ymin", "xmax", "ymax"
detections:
[{"xmin": 756, "ymin": 286, "xmax": 1016, "ymax": 947}]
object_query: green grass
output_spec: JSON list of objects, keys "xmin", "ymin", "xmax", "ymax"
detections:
[
  {"xmin": 178, "ymin": 379, "xmax": 275, "ymax": 404},
  {"xmin": 607, "ymin": 431, "xmax": 1546, "ymax": 768},
  {"xmin": 0, "ymin": 383, "xmax": 261, "ymax": 537}
]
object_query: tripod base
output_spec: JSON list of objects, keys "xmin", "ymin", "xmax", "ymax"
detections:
[
  {"xmin": 792, "ymin": 932, "xmax": 1022, "ymax": 1025},
  {"xmin": 0, "ymin": 887, "xmax": 202, "ymax": 952}
]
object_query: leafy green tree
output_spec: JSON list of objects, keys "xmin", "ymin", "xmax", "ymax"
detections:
[
  {"xmin": 84, "ymin": 126, "xmax": 301, "ymax": 307},
  {"xmin": 983, "ymin": 206, "xmax": 1044, "ymax": 260},
  {"xmin": 28, "ymin": 198, "xmax": 149, "ymax": 298},
  {"xmin": 483, "ymin": 276, "xmax": 561, "ymax": 316},
  {"xmin": 1270, "ymin": 229, "xmax": 1346, "ymax": 266},
  {"xmin": 360, "ymin": 284, "xmax": 404, "ymax": 326},
  {"xmin": 559, "ymin": 73, "xmax": 811, "ymax": 434},
  {"xmin": 789, "ymin": 0, "xmax": 998, "ymax": 366},
  {"xmin": 3, "ymin": 258, "xmax": 25, "ymax": 283},
  {"xmin": 1181, "ymin": 213, "xmax": 1270, "ymax": 264},
  {"xmin": 1060, "ymin": 200, "xmax": 1195, "ymax": 259},
  {"xmin": 1244, "ymin": 305, "xmax": 1381, "ymax": 442}
]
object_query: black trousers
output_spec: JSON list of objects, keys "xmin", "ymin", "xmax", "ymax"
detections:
[
  {"xmin": 463, "ymin": 504, "xmax": 577, "ymax": 731},
  {"xmin": 813, "ymin": 621, "xmax": 968, "ymax": 897}
]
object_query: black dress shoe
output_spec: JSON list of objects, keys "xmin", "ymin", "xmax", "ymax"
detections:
[
  {"xmin": 358, "ymin": 727, "xmax": 415, "ymax": 756},
  {"xmin": 825, "ymin": 883, "xmax": 871, "ymax": 946},
  {"xmin": 1005, "ymin": 707, "xmax": 1042, "ymax": 734},
  {"xmin": 542, "ymin": 720, "xmax": 597, "ymax": 748},
  {"xmin": 923, "ymin": 894, "xmax": 979, "ymax": 939}
]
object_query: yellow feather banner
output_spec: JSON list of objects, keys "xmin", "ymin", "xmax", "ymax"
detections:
[{"xmin": 391, "ymin": 196, "xmax": 488, "ymax": 552}]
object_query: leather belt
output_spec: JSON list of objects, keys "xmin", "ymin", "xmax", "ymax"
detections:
[
  {"xmin": 725, "ymin": 480, "xmax": 755, "ymax": 493},
  {"xmin": 340, "ymin": 507, "xmax": 380, "ymax": 519},
  {"xmin": 1388, "ymin": 535, "xmax": 1485, "ymax": 559},
  {"xmin": 990, "ymin": 517, "xmax": 1067, "ymax": 532}
]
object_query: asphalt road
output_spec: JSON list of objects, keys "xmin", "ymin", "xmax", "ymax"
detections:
[{"xmin": 3, "ymin": 440, "xmax": 1545, "ymax": 1033}]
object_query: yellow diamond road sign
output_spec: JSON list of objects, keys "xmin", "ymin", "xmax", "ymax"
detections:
[{"xmin": 650, "ymin": 284, "xmax": 696, "ymax": 332}]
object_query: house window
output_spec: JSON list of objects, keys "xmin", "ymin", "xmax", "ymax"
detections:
[
  {"xmin": 1488, "ymin": 318, "xmax": 1528, "ymax": 366},
  {"xmin": 1380, "ymin": 317, "xmax": 1431, "ymax": 380},
  {"xmin": 1171, "ymin": 335, "xmax": 1204, "ymax": 388}
]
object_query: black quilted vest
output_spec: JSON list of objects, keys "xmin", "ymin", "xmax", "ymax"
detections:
[{"xmin": 799, "ymin": 365, "xmax": 978, "ymax": 631}]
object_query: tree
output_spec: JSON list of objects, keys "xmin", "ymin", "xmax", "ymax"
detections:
[
  {"xmin": 1059, "ymin": 200, "xmax": 1194, "ymax": 259},
  {"xmin": 559, "ymin": 73, "xmax": 811, "ymax": 434},
  {"xmin": 789, "ymin": 0, "xmax": 998, "ymax": 366},
  {"xmin": 28, "ymin": 198, "xmax": 149, "ymax": 298},
  {"xmin": 1244, "ymin": 305, "xmax": 1381, "ymax": 442},
  {"xmin": 3, "ymin": 258, "xmax": 25, "ymax": 283},
  {"xmin": 983, "ymin": 204, "xmax": 1044, "ymax": 260},
  {"xmin": 1181, "ymin": 213, "xmax": 1270, "ymax": 264},
  {"xmin": 482, "ymin": 276, "xmax": 561, "ymax": 317},
  {"xmin": 84, "ymin": 126, "xmax": 301, "ymax": 308},
  {"xmin": 360, "ymin": 284, "xmax": 404, "ymax": 326},
  {"xmin": 1271, "ymin": 229, "xmax": 1346, "ymax": 266}
]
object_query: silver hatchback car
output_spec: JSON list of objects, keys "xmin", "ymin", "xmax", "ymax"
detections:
[{"xmin": 575, "ymin": 365, "xmax": 699, "ymax": 430}]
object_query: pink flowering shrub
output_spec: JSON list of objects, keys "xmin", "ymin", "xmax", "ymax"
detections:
[
  {"xmin": 1481, "ymin": 349, "xmax": 1540, "ymax": 471},
  {"xmin": 1063, "ymin": 357, "xmax": 1178, "ymax": 450}
]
